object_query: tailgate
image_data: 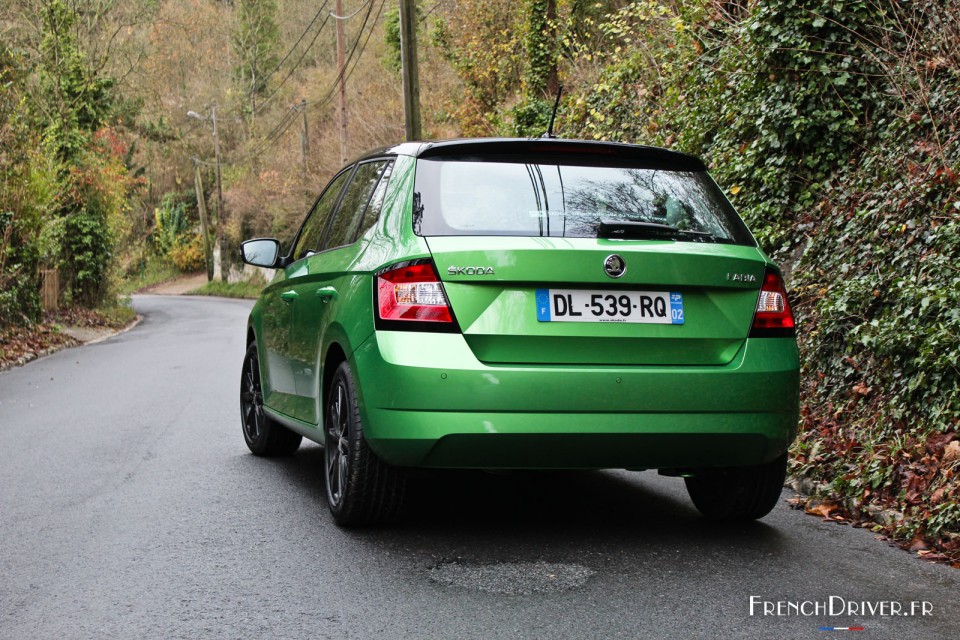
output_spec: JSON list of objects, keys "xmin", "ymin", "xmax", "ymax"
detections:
[{"xmin": 427, "ymin": 236, "xmax": 766, "ymax": 366}]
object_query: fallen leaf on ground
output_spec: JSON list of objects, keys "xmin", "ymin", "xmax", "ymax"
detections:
[
  {"xmin": 805, "ymin": 501, "xmax": 840, "ymax": 518},
  {"xmin": 908, "ymin": 534, "xmax": 930, "ymax": 552},
  {"xmin": 943, "ymin": 441, "xmax": 960, "ymax": 464},
  {"xmin": 786, "ymin": 497, "xmax": 805, "ymax": 510}
]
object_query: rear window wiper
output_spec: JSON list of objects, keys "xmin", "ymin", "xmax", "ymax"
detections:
[{"xmin": 598, "ymin": 219, "xmax": 717, "ymax": 241}]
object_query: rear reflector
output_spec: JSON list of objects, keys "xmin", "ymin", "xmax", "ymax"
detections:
[
  {"xmin": 376, "ymin": 261, "xmax": 454, "ymax": 326},
  {"xmin": 750, "ymin": 270, "xmax": 796, "ymax": 337}
]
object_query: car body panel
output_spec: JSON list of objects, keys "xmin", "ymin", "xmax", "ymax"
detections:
[
  {"xmin": 287, "ymin": 250, "xmax": 359, "ymax": 424},
  {"xmin": 251, "ymin": 153, "xmax": 428, "ymax": 428},
  {"xmin": 428, "ymin": 236, "xmax": 769, "ymax": 365},
  {"xmin": 351, "ymin": 331, "xmax": 798, "ymax": 468},
  {"xmin": 244, "ymin": 139, "xmax": 800, "ymax": 472},
  {"xmin": 256, "ymin": 271, "xmax": 299, "ymax": 415}
]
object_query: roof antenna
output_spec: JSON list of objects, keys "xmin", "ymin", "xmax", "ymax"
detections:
[{"xmin": 542, "ymin": 86, "xmax": 564, "ymax": 139}]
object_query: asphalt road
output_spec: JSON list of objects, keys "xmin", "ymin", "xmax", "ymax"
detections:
[{"xmin": 1, "ymin": 295, "xmax": 957, "ymax": 640}]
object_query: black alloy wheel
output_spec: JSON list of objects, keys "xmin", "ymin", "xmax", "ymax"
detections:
[
  {"xmin": 323, "ymin": 361, "xmax": 406, "ymax": 526},
  {"xmin": 241, "ymin": 341, "xmax": 302, "ymax": 456},
  {"xmin": 325, "ymin": 376, "xmax": 350, "ymax": 510}
]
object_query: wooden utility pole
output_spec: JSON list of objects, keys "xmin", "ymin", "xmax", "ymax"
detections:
[
  {"xmin": 211, "ymin": 102, "xmax": 227, "ymax": 282},
  {"xmin": 335, "ymin": 0, "xmax": 348, "ymax": 165},
  {"xmin": 299, "ymin": 98, "xmax": 310, "ymax": 174},
  {"xmin": 192, "ymin": 159, "xmax": 214, "ymax": 281},
  {"xmin": 398, "ymin": 0, "xmax": 421, "ymax": 141}
]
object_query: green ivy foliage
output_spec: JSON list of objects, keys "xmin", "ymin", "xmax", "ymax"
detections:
[
  {"xmin": 445, "ymin": 0, "xmax": 960, "ymax": 542},
  {"xmin": 525, "ymin": 0, "xmax": 557, "ymax": 98},
  {"xmin": 510, "ymin": 98, "xmax": 553, "ymax": 137},
  {"xmin": 688, "ymin": 1, "xmax": 889, "ymax": 252},
  {"xmin": 60, "ymin": 210, "xmax": 113, "ymax": 307},
  {"xmin": 383, "ymin": 5, "xmax": 402, "ymax": 72}
]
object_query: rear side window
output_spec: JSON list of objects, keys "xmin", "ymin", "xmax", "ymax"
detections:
[
  {"xmin": 322, "ymin": 160, "xmax": 391, "ymax": 251},
  {"xmin": 354, "ymin": 161, "xmax": 393, "ymax": 241},
  {"xmin": 413, "ymin": 158, "xmax": 753, "ymax": 245}
]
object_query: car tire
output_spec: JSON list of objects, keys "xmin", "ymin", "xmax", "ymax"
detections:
[
  {"xmin": 684, "ymin": 453, "xmax": 787, "ymax": 521},
  {"xmin": 241, "ymin": 341, "xmax": 302, "ymax": 456},
  {"xmin": 324, "ymin": 361, "xmax": 406, "ymax": 526}
]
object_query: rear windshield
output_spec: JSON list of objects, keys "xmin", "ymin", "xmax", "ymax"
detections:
[{"xmin": 413, "ymin": 158, "xmax": 754, "ymax": 245}]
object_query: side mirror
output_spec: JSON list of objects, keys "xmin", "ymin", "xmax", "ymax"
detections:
[{"xmin": 241, "ymin": 238, "xmax": 282, "ymax": 268}]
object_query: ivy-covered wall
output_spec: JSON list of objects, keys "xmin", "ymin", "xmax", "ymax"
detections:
[{"xmin": 433, "ymin": 0, "xmax": 960, "ymax": 555}]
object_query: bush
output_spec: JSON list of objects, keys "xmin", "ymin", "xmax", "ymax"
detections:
[
  {"xmin": 153, "ymin": 196, "xmax": 191, "ymax": 256},
  {"xmin": 169, "ymin": 233, "xmax": 206, "ymax": 272},
  {"xmin": 0, "ymin": 46, "xmax": 59, "ymax": 327},
  {"xmin": 53, "ymin": 131, "xmax": 140, "ymax": 308},
  {"xmin": 152, "ymin": 192, "xmax": 206, "ymax": 273}
]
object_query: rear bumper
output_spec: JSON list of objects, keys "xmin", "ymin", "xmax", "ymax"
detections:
[{"xmin": 351, "ymin": 331, "xmax": 799, "ymax": 469}]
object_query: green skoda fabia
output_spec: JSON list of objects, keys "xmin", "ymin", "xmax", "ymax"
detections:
[{"xmin": 239, "ymin": 138, "xmax": 799, "ymax": 526}]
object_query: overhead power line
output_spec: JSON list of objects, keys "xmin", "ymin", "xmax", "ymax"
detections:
[
  {"xmin": 240, "ymin": 0, "xmax": 387, "ymax": 162},
  {"xmin": 253, "ymin": 9, "xmax": 334, "ymax": 115},
  {"xmin": 247, "ymin": 103, "xmax": 302, "ymax": 159},
  {"xmin": 330, "ymin": 0, "xmax": 373, "ymax": 21},
  {"xmin": 252, "ymin": 0, "xmax": 332, "ymax": 98},
  {"xmin": 308, "ymin": 0, "xmax": 385, "ymax": 116}
]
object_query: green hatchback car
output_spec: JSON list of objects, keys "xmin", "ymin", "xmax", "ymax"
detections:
[{"xmin": 239, "ymin": 138, "xmax": 799, "ymax": 526}]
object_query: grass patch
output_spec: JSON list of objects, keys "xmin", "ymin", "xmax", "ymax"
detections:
[
  {"xmin": 188, "ymin": 280, "xmax": 264, "ymax": 299},
  {"xmin": 119, "ymin": 259, "xmax": 183, "ymax": 295},
  {"xmin": 97, "ymin": 299, "xmax": 138, "ymax": 327}
]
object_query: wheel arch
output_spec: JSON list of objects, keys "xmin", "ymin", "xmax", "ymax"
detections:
[{"xmin": 322, "ymin": 342, "xmax": 349, "ymax": 415}]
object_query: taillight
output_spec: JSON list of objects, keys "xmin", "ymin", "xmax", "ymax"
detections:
[
  {"xmin": 750, "ymin": 270, "xmax": 795, "ymax": 337},
  {"xmin": 375, "ymin": 261, "xmax": 458, "ymax": 331}
]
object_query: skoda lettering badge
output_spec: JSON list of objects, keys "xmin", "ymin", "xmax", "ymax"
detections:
[{"xmin": 604, "ymin": 254, "xmax": 626, "ymax": 278}]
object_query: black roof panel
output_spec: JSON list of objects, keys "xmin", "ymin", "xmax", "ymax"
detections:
[
  {"xmin": 414, "ymin": 138, "xmax": 706, "ymax": 171},
  {"xmin": 354, "ymin": 138, "xmax": 706, "ymax": 171}
]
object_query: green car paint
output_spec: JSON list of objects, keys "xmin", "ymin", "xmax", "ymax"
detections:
[
  {"xmin": 430, "ymin": 237, "xmax": 767, "ymax": 366},
  {"xmin": 243, "ymin": 139, "xmax": 799, "ymax": 482},
  {"xmin": 254, "ymin": 154, "xmax": 428, "ymax": 426},
  {"xmin": 352, "ymin": 331, "xmax": 798, "ymax": 468}
]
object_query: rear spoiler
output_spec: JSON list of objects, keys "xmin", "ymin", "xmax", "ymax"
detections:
[{"xmin": 414, "ymin": 138, "xmax": 706, "ymax": 172}]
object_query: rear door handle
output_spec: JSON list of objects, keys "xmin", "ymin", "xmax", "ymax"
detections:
[
  {"xmin": 280, "ymin": 290, "xmax": 299, "ymax": 303},
  {"xmin": 315, "ymin": 287, "xmax": 338, "ymax": 302}
]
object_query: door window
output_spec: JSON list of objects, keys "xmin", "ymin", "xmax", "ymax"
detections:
[{"xmin": 292, "ymin": 168, "xmax": 353, "ymax": 261}]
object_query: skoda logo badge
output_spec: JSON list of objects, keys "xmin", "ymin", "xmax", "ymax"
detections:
[{"xmin": 604, "ymin": 254, "xmax": 626, "ymax": 278}]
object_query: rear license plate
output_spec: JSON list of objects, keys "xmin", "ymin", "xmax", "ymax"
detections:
[{"xmin": 536, "ymin": 289, "xmax": 684, "ymax": 324}]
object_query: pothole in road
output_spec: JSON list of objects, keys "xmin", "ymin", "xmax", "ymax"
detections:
[{"xmin": 428, "ymin": 559, "xmax": 595, "ymax": 596}]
